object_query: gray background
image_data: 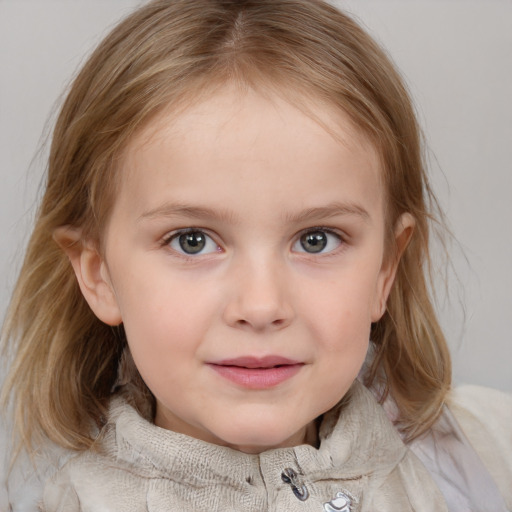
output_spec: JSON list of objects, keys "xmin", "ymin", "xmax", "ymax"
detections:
[{"xmin": 0, "ymin": 0, "xmax": 511, "ymax": 391}]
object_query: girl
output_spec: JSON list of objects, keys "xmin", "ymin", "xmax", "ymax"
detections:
[{"xmin": 1, "ymin": 0, "xmax": 511, "ymax": 510}]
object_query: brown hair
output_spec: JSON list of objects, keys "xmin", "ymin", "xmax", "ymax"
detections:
[{"xmin": 1, "ymin": 0, "xmax": 450, "ymax": 452}]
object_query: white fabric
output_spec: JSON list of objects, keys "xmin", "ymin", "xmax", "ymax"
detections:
[
  {"xmin": 41, "ymin": 381, "xmax": 448, "ymax": 511},
  {"xmin": 409, "ymin": 406, "xmax": 509, "ymax": 511},
  {"xmin": 447, "ymin": 386, "xmax": 512, "ymax": 510},
  {"xmin": 1, "ymin": 383, "xmax": 510, "ymax": 511}
]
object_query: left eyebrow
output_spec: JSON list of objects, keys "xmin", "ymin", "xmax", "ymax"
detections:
[{"xmin": 284, "ymin": 202, "xmax": 370, "ymax": 224}]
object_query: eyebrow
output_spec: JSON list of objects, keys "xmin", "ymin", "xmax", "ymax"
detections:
[
  {"xmin": 138, "ymin": 203, "xmax": 237, "ymax": 223},
  {"xmin": 284, "ymin": 202, "xmax": 370, "ymax": 224},
  {"xmin": 138, "ymin": 201, "xmax": 370, "ymax": 224}
]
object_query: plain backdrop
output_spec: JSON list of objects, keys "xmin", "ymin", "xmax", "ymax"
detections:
[{"xmin": 0, "ymin": 0, "xmax": 511, "ymax": 391}]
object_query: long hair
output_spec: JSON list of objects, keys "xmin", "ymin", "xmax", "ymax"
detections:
[{"xmin": 1, "ymin": 0, "xmax": 450, "ymax": 452}]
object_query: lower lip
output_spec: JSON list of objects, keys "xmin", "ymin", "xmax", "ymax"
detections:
[{"xmin": 208, "ymin": 364, "xmax": 303, "ymax": 389}]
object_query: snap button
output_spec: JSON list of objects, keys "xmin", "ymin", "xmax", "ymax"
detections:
[
  {"xmin": 323, "ymin": 490, "xmax": 353, "ymax": 512},
  {"xmin": 281, "ymin": 467, "xmax": 309, "ymax": 501}
]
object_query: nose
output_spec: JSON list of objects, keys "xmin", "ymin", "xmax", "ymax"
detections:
[{"xmin": 223, "ymin": 256, "xmax": 294, "ymax": 332}]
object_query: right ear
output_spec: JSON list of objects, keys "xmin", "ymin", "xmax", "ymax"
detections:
[{"xmin": 53, "ymin": 226, "xmax": 122, "ymax": 326}]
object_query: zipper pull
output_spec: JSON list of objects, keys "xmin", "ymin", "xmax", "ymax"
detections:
[{"xmin": 281, "ymin": 467, "xmax": 309, "ymax": 501}]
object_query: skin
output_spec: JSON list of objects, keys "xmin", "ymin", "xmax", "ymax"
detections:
[{"xmin": 58, "ymin": 85, "xmax": 413, "ymax": 454}]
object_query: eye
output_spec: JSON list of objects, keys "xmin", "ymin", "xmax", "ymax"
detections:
[
  {"xmin": 293, "ymin": 229, "xmax": 342, "ymax": 254},
  {"xmin": 168, "ymin": 230, "xmax": 220, "ymax": 255}
]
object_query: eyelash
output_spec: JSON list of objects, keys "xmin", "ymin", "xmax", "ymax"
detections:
[
  {"xmin": 161, "ymin": 226, "xmax": 347, "ymax": 258},
  {"xmin": 292, "ymin": 227, "xmax": 346, "ymax": 256},
  {"xmin": 161, "ymin": 228, "xmax": 221, "ymax": 258}
]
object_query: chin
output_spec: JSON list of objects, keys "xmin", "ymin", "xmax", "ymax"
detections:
[{"xmin": 214, "ymin": 421, "xmax": 308, "ymax": 454}]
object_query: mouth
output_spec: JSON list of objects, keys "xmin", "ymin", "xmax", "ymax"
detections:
[{"xmin": 207, "ymin": 356, "xmax": 304, "ymax": 389}]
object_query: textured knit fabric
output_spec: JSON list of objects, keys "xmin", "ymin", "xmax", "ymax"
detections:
[
  {"xmin": 42, "ymin": 381, "xmax": 449, "ymax": 512},
  {"xmin": 2, "ymin": 382, "xmax": 510, "ymax": 511}
]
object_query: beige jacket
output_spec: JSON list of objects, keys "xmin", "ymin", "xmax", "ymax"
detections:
[{"xmin": 40, "ymin": 381, "xmax": 511, "ymax": 512}]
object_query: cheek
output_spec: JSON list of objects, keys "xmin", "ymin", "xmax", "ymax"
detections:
[
  {"xmin": 113, "ymin": 264, "xmax": 223, "ymax": 354},
  {"xmin": 303, "ymin": 270, "xmax": 380, "ymax": 335},
  {"xmin": 294, "ymin": 267, "xmax": 383, "ymax": 385}
]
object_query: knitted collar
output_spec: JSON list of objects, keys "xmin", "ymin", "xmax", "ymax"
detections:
[{"xmin": 107, "ymin": 380, "xmax": 408, "ymax": 491}]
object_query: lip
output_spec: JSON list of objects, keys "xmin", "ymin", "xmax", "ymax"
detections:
[{"xmin": 207, "ymin": 356, "xmax": 304, "ymax": 389}]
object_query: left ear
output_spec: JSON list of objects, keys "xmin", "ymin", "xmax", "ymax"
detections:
[{"xmin": 371, "ymin": 213, "xmax": 415, "ymax": 322}]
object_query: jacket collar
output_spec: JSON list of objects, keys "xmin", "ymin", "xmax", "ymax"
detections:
[{"xmin": 107, "ymin": 380, "xmax": 407, "ymax": 490}]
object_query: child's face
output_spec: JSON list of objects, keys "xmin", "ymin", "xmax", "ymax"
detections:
[{"xmin": 85, "ymin": 86, "xmax": 404, "ymax": 453}]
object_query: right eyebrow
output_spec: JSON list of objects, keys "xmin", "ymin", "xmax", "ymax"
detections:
[{"xmin": 137, "ymin": 202, "xmax": 238, "ymax": 224}]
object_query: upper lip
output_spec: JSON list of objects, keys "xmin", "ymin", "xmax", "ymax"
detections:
[{"xmin": 209, "ymin": 356, "xmax": 302, "ymax": 368}]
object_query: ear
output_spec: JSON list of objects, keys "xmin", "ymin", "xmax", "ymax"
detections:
[
  {"xmin": 371, "ymin": 213, "xmax": 415, "ymax": 322},
  {"xmin": 53, "ymin": 226, "xmax": 122, "ymax": 326}
]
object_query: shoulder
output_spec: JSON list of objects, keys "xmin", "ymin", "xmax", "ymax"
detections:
[
  {"xmin": 1, "ymin": 416, "xmax": 70, "ymax": 512},
  {"xmin": 42, "ymin": 397, "xmax": 157, "ymax": 512},
  {"xmin": 447, "ymin": 384, "xmax": 512, "ymax": 435},
  {"xmin": 42, "ymin": 449, "xmax": 147, "ymax": 512},
  {"xmin": 42, "ymin": 440, "xmax": 151, "ymax": 512},
  {"xmin": 42, "ymin": 470, "xmax": 80, "ymax": 512},
  {"xmin": 42, "ymin": 449, "xmax": 106, "ymax": 512},
  {"xmin": 447, "ymin": 385, "xmax": 512, "ymax": 506},
  {"xmin": 447, "ymin": 385, "xmax": 512, "ymax": 459}
]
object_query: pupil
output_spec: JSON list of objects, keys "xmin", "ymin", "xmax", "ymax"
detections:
[
  {"xmin": 300, "ymin": 231, "xmax": 327, "ymax": 253},
  {"xmin": 179, "ymin": 232, "xmax": 206, "ymax": 254}
]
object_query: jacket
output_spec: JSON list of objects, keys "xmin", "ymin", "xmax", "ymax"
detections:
[{"xmin": 40, "ymin": 381, "xmax": 512, "ymax": 512}]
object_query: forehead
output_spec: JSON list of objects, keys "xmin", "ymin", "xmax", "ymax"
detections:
[
  {"xmin": 132, "ymin": 84, "xmax": 376, "ymax": 160},
  {"xmin": 114, "ymin": 85, "xmax": 384, "ymax": 221}
]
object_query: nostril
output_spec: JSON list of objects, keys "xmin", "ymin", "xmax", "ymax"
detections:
[
  {"xmin": 234, "ymin": 316, "xmax": 288, "ymax": 330},
  {"xmin": 224, "ymin": 297, "xmax": 294, "ymax": 331}
]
